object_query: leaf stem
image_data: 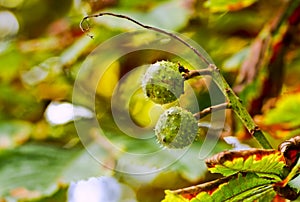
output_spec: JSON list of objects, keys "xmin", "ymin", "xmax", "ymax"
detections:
[
  {"xmin": 182, "ymin": 69, "xmax": 213, "ymax": 79},
  {"xmin": 186, "ymin": 65, "xmax": 272, "ymax": 149},
  {"xmin": 194, "ymin": 102, "xmax": 230, "ymax": 119}
]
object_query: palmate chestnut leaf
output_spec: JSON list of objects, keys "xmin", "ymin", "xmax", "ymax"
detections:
[
  {"xmin": 163, "ymin": 136, "xmax": 300, "ymax": 202},
  {"xmin": 164, "ymin": 173, "xmax": 277, "ymax": 202},
  {"xmin": 205, "ymin": 149, "xmax": 286, "ymax": 180}
]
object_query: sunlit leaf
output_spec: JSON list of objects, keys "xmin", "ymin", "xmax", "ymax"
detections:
[
  {"xmin": 163, "ymin": 190, "xmax": 189, "ymax": 202},
  {"xmin": 262, "ymin": 93, "xmax": 300, "ymax": 129},
  {"xmin": 205, "ymin": 149, "xmax": 285, "ymax": 180},
  {"xmin": 204, "ymin": 0, "xmax": 258, "ymax": 12},
  {"xmin": 207, "ymin": 173, "xmax": 275, "ymax": 202},
  {"xmin": 96, "ymin": 61, "xmax": 120, "ymax": 98},
  {"xmin": 164, "ymin": 173, "xmax": 277, "ymax": 202},
  {"xmin": 0, "ymin": 0, "xmax": 24, "ymax": 8},
  {"xmin": 256, "ymin": 94, "xmax": 300, "ymax": 139},
  {"xmin": 0, "ymin": 48, "xmax": 23, "ymax": 83},
  {"xmin": 129, "ymin": 88, "xmax": 163, "ymax": 127}
]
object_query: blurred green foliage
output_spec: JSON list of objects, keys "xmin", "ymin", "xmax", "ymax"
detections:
[{"xmin": 0, "ymin": 0, "xmax": 300, "ymax": 201}]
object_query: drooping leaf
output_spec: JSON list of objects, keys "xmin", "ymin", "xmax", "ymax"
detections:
[
  {"xmin": 163, "ymin": 173, "xmax": 277, "ymax": 202},
  {"xmin": 205, "ymin": 149, "xmax": 286, "ymax": 180},
  {"xmin": 278, "ymin": 135, "xmax": 300, "ymax": 168}
]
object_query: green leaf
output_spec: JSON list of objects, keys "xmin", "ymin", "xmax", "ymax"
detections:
[
  {"xmin": 117, "ymin": 0, "xmax": 167, "ymax": 9},
  {"xmin": 0, "ymin": 143, "xmax": 111, "ymax": 201},
  {"xmin": 205, "ymin": 149, "xmax": 285, "ymax": 180},
  {"xmin": 164, "ymin": 173, "xmax": 277, "ymax": 202},
  {"xmin": 263, "ymin": 93, "xmax": 300, "ymax": 128},
  {"xmin": 0, "ymin": 144, "xmax": 77, "ymax": 199},
  {"xmin": 0, "ymin": 84, "xmax": 44, "ymax": 120},
  {"xmin": 192, "ymin": 192, "xmax": 212, "ymax": 202},
  {"xmin": 92, "ymin": 0, "xmax": 190, "ymax": 31},
  {"xmin": 0, "ymin": 120, "xmax": 32, "ymax": 149},
  {"xmin": 289, "ymin": 172, "xmax": 300, "ymax": 191},
  {"xmin": 0, "ymin": 47, "xmax": 23, "ymax": 83},
  {"xmin": 204, "ymin": 0, "xmax": 258, "ymax": 12},
  {"xmin": 113, "ymin": 133, "xmax": 230, "ymax": 183},
  {"xmin": 209, "ymin": 173, "xmax": 275, "ymax": 202},
  {"xmin": 273, "ymin": 157, "xmax": 300, "ymax": 200},
  {"xmin": 163, "ymin": 190, "xmax": 189, "ymax": 202},
  {"xmin": 223, "ymin": 47, "xmax": 249, "ymax": 72}
]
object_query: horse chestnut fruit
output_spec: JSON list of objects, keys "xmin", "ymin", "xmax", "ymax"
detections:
[
  {"xmin": 142, "ymin": 61, "xmax": 184, "ymax": 104},
  {"xmin": 155, "ymin": 106, "xmax": 198, "ymax": 148}
]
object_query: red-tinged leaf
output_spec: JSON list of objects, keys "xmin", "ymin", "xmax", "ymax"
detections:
[
  {"xmin": 260, "ymin": 94, "xmax": 300, "ymax": 131},
  {"xmin": 205, "ymin": 149, "xmax": 286, "ymax": 179},
  {"xmin": 278, "ymin": 135, "xmax": 300, "ymax": 168},
  {"xmin": 163, "ymin": 173, "xmax": 277, "ymax": 202},
  {"xmin": 168, "ymin": 175, "xmax": 235, "ymax": 200},
  {"xmin": 254, "ymin": 116, "xmax": 299, "ymax": 139}
]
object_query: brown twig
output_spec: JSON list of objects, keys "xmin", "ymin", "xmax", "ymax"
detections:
[
  {"xmin": 182, "ymin": 69, "xmax": 213, "ymax": 80},
  {"xmin": 194, "ymin": 103, "xmax": 231, "ymax": 119}
]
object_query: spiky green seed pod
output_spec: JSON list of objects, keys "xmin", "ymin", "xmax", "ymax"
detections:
[
  {"xmin": 142, "ymin": 61, "xmax": 184, "ymax": 104},
  {"xmin": 155, "ymin": 106, "xmax": 198, "ymax": 149}
]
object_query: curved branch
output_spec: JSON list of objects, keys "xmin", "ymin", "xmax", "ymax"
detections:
[{"xmin": 80, "ymin": 12, "xmax": 211, "ymax": 65}]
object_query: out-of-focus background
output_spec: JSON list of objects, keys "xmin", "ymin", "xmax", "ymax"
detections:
[{"xmin": 0, "ymin": 0, "xmax": 300, "ymax": 201}]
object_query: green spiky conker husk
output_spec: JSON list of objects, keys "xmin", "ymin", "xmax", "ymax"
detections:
[
  {"xmin": 142, "ymin": 61, "xmax": 184, "ymax": 104},
  {"xmin": 155, "ymin": 106, "xmax": 198, "ymax": 148}
]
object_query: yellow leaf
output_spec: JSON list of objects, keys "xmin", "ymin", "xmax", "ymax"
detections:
[{"xmin": 96, "ymin": 61, "xmax": 120, "ymax": 98}]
